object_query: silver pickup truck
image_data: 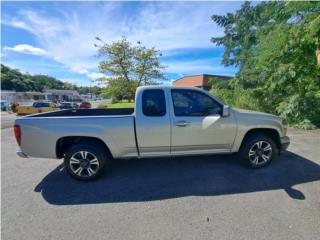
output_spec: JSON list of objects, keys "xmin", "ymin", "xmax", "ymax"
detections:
[{"xmin": 14, "ymin": 86, "xmax": 290, "ymax": 180}]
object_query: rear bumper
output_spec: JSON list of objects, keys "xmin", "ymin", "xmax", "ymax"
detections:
[
  {"xmin": 280, "ymin": 136, "xmax": 290, "ymax": 151},
  {"xmin": 17, "ymin": 150, "xmax": 28, "ymax": 158}
]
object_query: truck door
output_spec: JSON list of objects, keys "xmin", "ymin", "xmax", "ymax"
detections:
[
  {"xmin": 135, "ymin": 88, "xmax": 171, "ymax": 157},
  {"xmin": 170, "ymin": 88, "xmax": 237, "ymax": 155}
]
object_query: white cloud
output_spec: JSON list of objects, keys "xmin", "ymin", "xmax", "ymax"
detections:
[
  {"xmin": 4, "ymin": 44, "xmax": 48, "ymax": 56},
  {"xmin": 3, "ymin": 19, "xmax": 34, "ymax": 33},
  {"xmin": 2, "ymin": 2, "xmax": 242, "ymax": 80},
  {"xmin": 77, "ymin": 69, "xmax": 89, "ymax": 74},
  {"xmin": 86, "ymin": 72, "xmax": 105, "ymax": 79}
]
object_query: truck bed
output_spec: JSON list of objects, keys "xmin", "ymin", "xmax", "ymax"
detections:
[
  {"xmin": 16, "ymin": 110, "xmax": 137, "ymax": 159},
  {"xmin": 26, "ymin": 108, "xmax": 134, "ymax": 118}
]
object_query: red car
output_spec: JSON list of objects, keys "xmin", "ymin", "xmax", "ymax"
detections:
[{"xmin": 79, "ymin": 102, "xmax": 91, "ymax": 109}]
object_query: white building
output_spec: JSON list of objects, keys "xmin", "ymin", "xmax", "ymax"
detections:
[
  {"xmin": 44, "ymin": 89, "xmax": 81, "ymax": 102},
  {"xmin": 0, "ymin": 89, "xmax": 82, "ymax": 104},
  {"xmin": 1, "ymin": 90, "xmax": 16, "ymax": 103}
]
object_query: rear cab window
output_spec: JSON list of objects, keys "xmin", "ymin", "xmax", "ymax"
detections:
[{"xmin": 142, "ymin": 89, "xmax": 166, "ymax": 117}]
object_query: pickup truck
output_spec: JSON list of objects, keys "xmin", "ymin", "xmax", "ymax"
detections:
[{"xmin": 14, "ymin": 86, "xmax": 290, "ymax": 180}]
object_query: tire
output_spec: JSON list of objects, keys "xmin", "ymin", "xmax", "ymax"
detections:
[
  {"xmin": 64, "ymin": 142, "xmax": 109, "ymax": 181},
  {"xmin": 239, "ymin": 134, "xmax": 278, "ymax": 168}
]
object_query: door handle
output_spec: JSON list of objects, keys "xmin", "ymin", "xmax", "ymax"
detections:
[{"xmin": 175, "ymin": 120, "xmax": 190, "ymax": 127}]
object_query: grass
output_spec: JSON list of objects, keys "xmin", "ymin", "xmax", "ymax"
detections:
[{"xmin": 106, "ymin": 102, "xmax": 135, "ymax": 108}]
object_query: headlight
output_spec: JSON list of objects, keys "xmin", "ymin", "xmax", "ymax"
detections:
[{"xmin": 282, "ymin": 119, "xmax": 288, "ymax": 135}]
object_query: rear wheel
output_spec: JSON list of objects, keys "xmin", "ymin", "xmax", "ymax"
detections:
[
  {"xmin": 240, "ymin": 134, "xmax": 278, "ymax": 168},
  {"xmin": 64, "ymin": 142, "xmax": 108, "ymax": 180}
]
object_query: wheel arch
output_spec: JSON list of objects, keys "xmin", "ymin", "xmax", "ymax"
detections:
[
  {"xmin": 239, "ymin": 128, "xmax": 281, "ymax": 151},
  {"xmin": 56, "ymin": 136, "xmax": 113, "ymax": 159}
]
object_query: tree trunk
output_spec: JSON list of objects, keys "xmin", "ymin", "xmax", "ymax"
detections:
[{"xmin": 317, "ymin": 48, "xmax": 320, "ymax": 66}]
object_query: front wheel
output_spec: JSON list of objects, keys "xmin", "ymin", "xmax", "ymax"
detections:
[
  {"xmin": 64, "ymin": 142, "xmax": 108, "ymax": 181},
  {"xmin": 240, "ymin": 134, "xmax": 278, "ymax": 168}
]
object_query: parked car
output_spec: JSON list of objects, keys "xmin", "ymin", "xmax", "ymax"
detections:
[
  {"xmin": 79, "ymin": 101, "xmax": 91, "ymax": 109},
  {"xmin": 14, "ymin": 86, "xmax": 290, "ymax": 181},
  {"xmin": 58, "ymin": 102, "xmax": 79, "ymax": 109},
  {"xmin": 1, "ymin": 100, "xmax": 9, "ymax": 111},
  {"xmin": 16, "ymin": 102, "xmax": 57, "ymax": 116}
]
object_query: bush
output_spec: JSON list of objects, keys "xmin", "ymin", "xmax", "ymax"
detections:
[
  {"xmin": 276, "ymin": 94, "xmax": 320, "ymax": 129},
  {"xmin": 211, "ymin": 75, "xmax": 320, "ymax": 129},
  {"xmin": 111, "ymin": 98, "xmax": 119, "ymax": 104},
  {"xmin": 212, "ymin": 87, "xmax": 260, "ymax": 111}
]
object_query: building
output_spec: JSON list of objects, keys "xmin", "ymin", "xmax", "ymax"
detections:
[
  {"xmin": 1, "ymin": 90, "xmax": 46, "ymax": 103},
  {"xmin": 0, "ymin": 89, "xmax": 81, "ymax": 104},
  {"xmin": 172, "ymin": 74, "xmax": 232, "ymax": 90},
  {"xmin": 1, "ymin": 90, "xmax": 16, "ymax": 103},
  {"xmin": 80, "ymin": 93, "xmax": 100, "ymax": 101},
  {"xmin": 44, "ymin": 89, "xmax": 81, "ymax": 102}
]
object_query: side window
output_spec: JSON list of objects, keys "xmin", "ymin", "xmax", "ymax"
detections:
[
  {"xmin": 142, "ymin": 89, "xmax": 166, "ymax": 117},
  {"xmin": 171, "ymin": 89, "xmax": 222, "ymax": 116}
]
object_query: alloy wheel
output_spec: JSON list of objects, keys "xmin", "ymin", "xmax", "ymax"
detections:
[
  {"xmin": 69, "ymin": 151, "xmax": 100, "ymax": 177},
  {"xmin": 248, "ymin": 141, "xmax": 273, "ymax": 166}
]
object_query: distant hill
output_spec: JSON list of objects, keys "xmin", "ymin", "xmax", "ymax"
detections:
[{"xmin": 1, "ymin": 64, "xmax": 102, "ymax": 95}]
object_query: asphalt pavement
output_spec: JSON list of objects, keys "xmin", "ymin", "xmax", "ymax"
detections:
[
  {"xmin": 1, "ymin": 127, "xmax": 320, "ymax": 240},
  {"xmin": 1, "ymin": 112, "xmax": 16, "ymax": 129}
]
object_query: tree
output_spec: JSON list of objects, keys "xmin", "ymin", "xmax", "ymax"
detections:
[
  {"xmin": 99, "ymin": 77, "xmax": 138, "ymax": 102},
  {"xmin": 211, "ymin": 1, "xmax": 320, "ymax": 128},
  {"xmin": 1, "ymin": 64, "xmax": 29, "ymax": 91},
  {"xmin": 31, "ymin": 75, "xmax": 65, "ymax": 91},
  {"xmin": 95, "ymin": 37, "xmax": 166, "ymax": 101},
  {"xmin": 1, "ymin": 64, "xmax": 102, "ymax": 94},
  {"xmin": 77, "ymin": 86, "xmax": 102, "ymax": 95}
]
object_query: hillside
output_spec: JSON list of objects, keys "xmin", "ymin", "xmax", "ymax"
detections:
[{"xmin": 0, "ymin": 64, "xmax": 102, "ymax": 95}]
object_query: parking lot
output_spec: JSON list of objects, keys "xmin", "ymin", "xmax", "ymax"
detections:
[
  {"xmin": 1, "ymin": 124, "xmax": 320, "ymax": 240},
  {"xmin": 1, "ymin": 112, "xmax": 16, "ymax": 129}
]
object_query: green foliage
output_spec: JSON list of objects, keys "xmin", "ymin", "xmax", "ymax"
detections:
[
  {"xmin": 107, "ymin": 101, "xmax": 135, "ymax": 109},
  {"xmin": 97, "ymin": 101, "xmax": 134, "ymax": 109},
  {"xmin": 100, "ymin": 77, "xmax": 138, "ymax": 102},
  {"xmin": 95, "ymin": 37, "xmax": 165, "ymax": 101},
  {"xmin": 210, "ymin": 78, "xmax": 260, "ymax": 111},
  {"xmin": 1, "ymin": 64, "xmax": 68, "ymax": 91},
  {"xmin": 211, "ymin": 1, "xmax": 320, "ymax": 128},
  {"xmin": 276, "ymin": 94, "xmax": 320, "ymax": 129},
  {"xmin": 209, "ymin": 77, "xmax": 230, "ymax": 89},
  {"xmin": 77, "ymin": 86, "xmax": 102, "ymax": 95},
  {"xmin": 1, "ymin": 64, "xmax": 103, "ymax": 94}
]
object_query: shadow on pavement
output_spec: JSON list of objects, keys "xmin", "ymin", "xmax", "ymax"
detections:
[{"xmin": 34, "ymin": 151, "xmax": 320, "ymax": 205}]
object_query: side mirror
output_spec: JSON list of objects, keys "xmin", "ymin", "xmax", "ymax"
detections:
[{"xmin": 222, "ymin": 105, "xmax": 230, "ymax": 117}]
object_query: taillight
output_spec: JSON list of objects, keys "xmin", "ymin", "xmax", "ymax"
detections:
[{"xmin": 14, "ymin": 125, "xmax": 21, "ymax": 146}]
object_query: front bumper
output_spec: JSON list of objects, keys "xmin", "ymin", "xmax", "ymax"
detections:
[
  {"xmin": 17, "ymin": 150, "xmax": 28, "ymax": 158},
  {"xmin": 280, "ymin": 136, "xmax": 290, "ymax": 151}
]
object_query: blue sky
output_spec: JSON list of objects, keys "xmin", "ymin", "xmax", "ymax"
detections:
[{"xmin": 1, "ymin": 1, "xmax": 242, "ymax": 86}]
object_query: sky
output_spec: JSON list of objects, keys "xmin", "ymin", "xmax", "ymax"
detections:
[{"xmin": 1, "ymin": 1, "xmax": 242, "ymax": 86}]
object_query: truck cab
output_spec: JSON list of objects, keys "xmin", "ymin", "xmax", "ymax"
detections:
[{"xmin": 134, "ymin": 86, "xmax": 236, "ymax": 157}]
